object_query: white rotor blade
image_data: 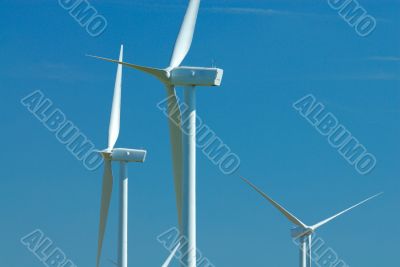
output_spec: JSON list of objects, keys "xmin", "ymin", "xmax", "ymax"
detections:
[
  {"xmin": 240, "ymin": 176, "xmax": 307, "ymax": 228},
  {"xmin": 311, "ymin": 192, "xmax": 383, "ymax": 231},
  {"xmin": 169, "ymin": 0, "xmax": 201, "ymax": 68},
  {"xmin": 97, "ymin": 160, "xmax": 114, "ymax": 267},
  {"xmin": 87, "ymin": 54, "xmax": 167, "ymax": 81},
  {"xmin": 161, "ymin": 243, "xmax": 180, "ymax": 267},
  {"xmin": 107, "ymin": 45, "xmax": 123, "ymax": 150},
  {"xmin": 166, "ymin": 86, "xmax": 183, "ymax": 229}
]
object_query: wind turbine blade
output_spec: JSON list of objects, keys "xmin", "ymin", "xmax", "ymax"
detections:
[
  {"xmin": 240, "ymin": 176, "xmax": 307, "ymax": 228},
  {"xmin": 97, "ymin": 160, "xmax": 114, "ymax": 267},
  {"xmin": 311, "ymin": 192, "xmax": 383, "ymax": 231},
  {"xmin": 161, "ymin": 243, "xmax": 180, "ymax": 267},
  {"xmin": 87, "ymin": 54, "xmax": 167, "ymax": 81},
  {"xmin": 165, "ymin": 86, "xmax": 183, "ymax": 230},
  {"xmin": 108, "ymin": 45, "xmax": 123, "ymax": 150},
  {"xmin": 169, "ymin": 0, "xmax": 201, "ymax": 68}
]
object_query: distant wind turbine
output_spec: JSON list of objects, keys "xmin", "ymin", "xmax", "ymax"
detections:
[
  {"xmin": 88, "ymin": 1, "xmax": 222, "ymax": 266},
  {"xmin": 240, "ymin": 176, "xmax": 382, "ymax": 267},
  {"xmin": 95, "ymin": 45, "xmax": 147, "ymax": 267}
]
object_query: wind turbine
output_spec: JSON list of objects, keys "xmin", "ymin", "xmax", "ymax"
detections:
[
  {"xmin": 95, "ymin": 45, "xmax": 147, "ymax": 267},
  {"xmin": 240, "ymin": 176, "xmax": 382, "ymax": 267},
  {"xmin": 88, "ymin": 1, "xmax": 222, "ymax": 266}
]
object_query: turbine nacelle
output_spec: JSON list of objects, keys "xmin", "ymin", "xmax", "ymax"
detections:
[
  {"xmin": 290, "ymin": 226, "xmax": 313, "ymax": 239},
  {"xmin": 169, "ymin": 66, "xmax": 223, "ymax": 87},
  {"xmin": 100, "ymin": 148, "xmax": 147, "ymax": 163}
]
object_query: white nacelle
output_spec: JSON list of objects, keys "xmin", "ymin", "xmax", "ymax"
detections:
[
  {"xmin": 111, "ymin": 148, "xmax": 147, "ymax": 163},
  {"xmin": 291, "ymin": 227, "xmax": 311, "ymax": 238},
  {"xmin": 170, "ymin": 67, "xmax": 223, "ymax": 87}
]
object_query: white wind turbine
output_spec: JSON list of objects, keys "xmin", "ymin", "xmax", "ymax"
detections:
[
  {"xmin": 88, "ymin": 1, "xmax": 222, "ymax": 266},
  {"xmin": 240, "ymin": 176, "xmax": 382, "ymax": 267},
  {"xmin": 95, "ymin": 45, "xmax": 147, "ymax": 267}
]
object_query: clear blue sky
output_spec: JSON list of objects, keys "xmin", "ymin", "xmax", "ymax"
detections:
[{"xmin": 1, "ymin": 0, "xmax": 399, "ymax": 266}]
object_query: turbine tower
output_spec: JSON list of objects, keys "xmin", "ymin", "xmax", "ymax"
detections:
[
  {"xmin": 95, "ymin": 45, "xmax": 147, "ymax": 267},
  {"xmin": 88, "ymin": 1, "xmax": 222, "ymax": 266},
  {"xmin": 240, "ymin": 176, "xmax": 382, "ymax": 267}
]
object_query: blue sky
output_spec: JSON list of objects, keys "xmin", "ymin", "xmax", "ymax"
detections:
[{"xmin": 1, "ymin": 0, "xmax": 399, "ymax": 266}]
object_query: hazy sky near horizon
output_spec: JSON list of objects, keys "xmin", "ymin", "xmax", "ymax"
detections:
[{"xmin": 1, "ymin": 0, "xmax": 399, "ymax": 266}]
